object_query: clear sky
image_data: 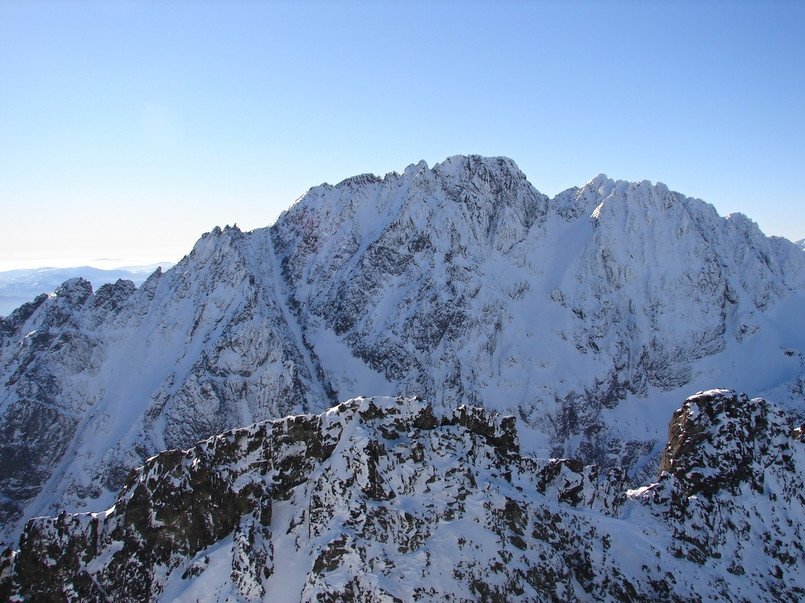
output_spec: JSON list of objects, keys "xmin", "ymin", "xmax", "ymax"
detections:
[{"xmin": 1, "ymin": 0, "xmax": 804, "ymax": 270}]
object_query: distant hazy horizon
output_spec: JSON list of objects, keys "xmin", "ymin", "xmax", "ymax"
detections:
[{"xmin": 0, "ymin": 256, "xmax": 176, "ymax": 273}]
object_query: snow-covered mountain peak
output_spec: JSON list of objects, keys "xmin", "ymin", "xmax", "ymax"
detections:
[
  {"xmin": 0, "ymin": 264, "xmax": 172, "ymax": 317},
  {"xmin": 432, "ymin": 153, "xmax": 526, "ymax": 181},
  {"xmin": 334, "ymin": 172, "xmax": 384, "ymax": 189},
  {"xmin": 53, "ymin": 277, "xmax": 93, "ymax": 306},
  {"xmin": 586, "ymin": 176, "xmax": 684, "ymax": 220},
  {"xmin": 1, "ymin": 154, "xmax": 804, "ymax": 553},
  {"xmin": 395, "ymin": 159, "xmax": 429, "ymax": 180},
  {"xmin": 433, "ymin": 155, "xmax": 533, "ymax": 199},
  {"xmin": 187, "ymin": 223, "xmax": 246, "ymax": 262},
  {"xmin": 584, "ymin": 172, "xmax": 617, "ymax": 195},
  {"xmin": 725, "ymin": 210, "xmax": 764, "ymax": 238},
  {"xmin": 565, "ymin": 174, "xmax": 679, "ymax": 222}
]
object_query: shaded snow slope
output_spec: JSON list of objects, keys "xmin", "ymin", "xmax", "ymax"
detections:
[
  {"xmin": 3, "ymin": 392, "xmax": 804, "ymax": 602},
  {"xmin": 1, "ymin": 155, "xmax": 804, "ymax": 547}
]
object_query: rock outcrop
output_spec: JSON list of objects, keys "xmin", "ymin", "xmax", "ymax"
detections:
[{"xmin": 3, "ymin": 391, "xmax": 803, "ymax": 601}]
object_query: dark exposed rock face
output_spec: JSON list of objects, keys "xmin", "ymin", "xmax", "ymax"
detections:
[
  {"xmin": 3, "ymin": 392, "xmax": 804, "ymax": 601},
  {"xmin": 9, "ymin": 409, "xmax": 340, "ymax": 601},
  {"xmin": 637, "ymin": 390, "xmax": 805, "ymax": 599},
  {"xmin": 0, "ymin": 278, "xmax": 109, "ymax": 539},
  {"xmin": 659, "ymin": 389, "xmax": 793, "ymax": 497}
]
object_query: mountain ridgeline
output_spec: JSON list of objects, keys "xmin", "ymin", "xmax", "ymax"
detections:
[
  {"xmin": 3, "ymin": 391, "xmax": 804, "ymax": 601},
  {"xmin": 1, "ymin": 155, "xmax": 804, "ymax": 554}
]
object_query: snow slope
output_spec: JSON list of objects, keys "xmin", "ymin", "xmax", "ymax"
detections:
[
  {"xmin": 4, "ymin": 392, "xmax": 804, "ymax": 601},
  {"xmin": 1, "ymin": 155, "xmax": 803, "ymax": 547}
]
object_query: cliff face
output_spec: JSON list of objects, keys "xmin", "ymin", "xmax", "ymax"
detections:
[
  {"xmin": 3, "ymin": 391, "xmax": 803, "ymax": 602},
  {"xmin": 1, "ymin": 155, "xmax": 803, "ymax": 547}
]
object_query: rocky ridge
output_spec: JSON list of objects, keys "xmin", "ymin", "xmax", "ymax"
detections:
[
  {"xmin": 2, "ymin": 390, "xmax": 803, "ymax": 601},
  {"xmin": 1, "ymin": 155, "xmax": 804, "ymax": 547}
]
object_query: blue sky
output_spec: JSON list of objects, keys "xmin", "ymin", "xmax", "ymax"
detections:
[{"xmin": 1, "ymin": 0, "xmax": 803, "ymax": 269}]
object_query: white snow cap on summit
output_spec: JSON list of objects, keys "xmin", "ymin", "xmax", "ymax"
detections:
[{"xmin": 1, "ymin": 154, "xmax": 804, "ymax": 553}]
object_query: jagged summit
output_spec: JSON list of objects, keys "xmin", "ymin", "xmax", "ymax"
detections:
[
  {"xmin": 658, "ymin": 389, "xmax": 797, "ymax": 497},
  {"xmin": 328, "ymin": 155, "xmax": 527, "ymax": 190},
  {"xmin": 1, "ymin": 155, "xmax": 803, "ymax": 550},
  {"xmin": 3, "ymin": 392, "xmax": 803, "ymax": 601}
]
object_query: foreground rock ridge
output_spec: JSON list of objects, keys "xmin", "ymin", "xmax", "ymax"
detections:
[
  {"xmin": 1, "ymin": 154, "xmax": 804, "ymax": 547},
  {"xmin": 2, "ymin": 391, "xmax": 803, "ymax": 601}
]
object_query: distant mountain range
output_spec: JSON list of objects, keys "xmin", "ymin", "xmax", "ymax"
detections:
[
  {"xmin": 0, "ymin": 264, "xmax": 173, "ymax": 316},
  {"xmin": 1, "ymin": 155, "xmax": 803, "ymax": 600}
]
